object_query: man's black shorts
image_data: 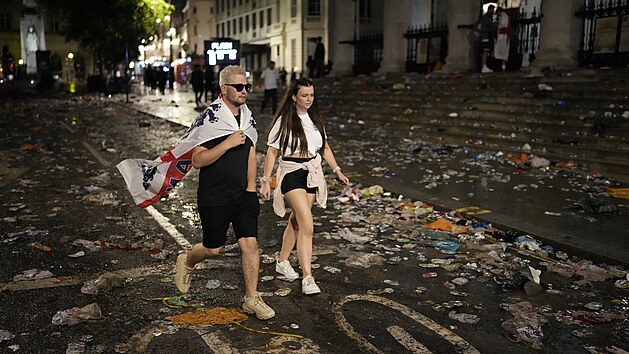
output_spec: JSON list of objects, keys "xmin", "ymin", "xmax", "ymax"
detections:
[
  {"xmin": 481, "ymin": 37, "xmax": 494, "ymax": 53},
  {"xmin": 198, "ymin": 191, "xmax": 259, "ymax": 249}
]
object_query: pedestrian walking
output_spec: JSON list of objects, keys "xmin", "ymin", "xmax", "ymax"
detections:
[
  {"xmin": 476, "ymin": 5, "xmax": 497, "ymax": 73},
  {"xmin": 313, "ymin": 37, "xmax": 325, "ymax": 78},
  {"xmin": 173, "ymin": 66, "xmax": 274, "ymax": 319},
  {"xmin": 190, "ymin": 64, "xmax": 204, "ymax": 107},
  {"xmin": 204, "ymin": 66, "xmax": 216, "ymax": 102},
  {"xmin": 260, "ymin": 61, "xmax": 278, "ymax": 115},
  {"xmin": 494, "ymin": 7, "xmax": 510, "ymax": 71},
  {"xmin": 259, "ymin": 78, "xmax": 349, "ymax": 295}
]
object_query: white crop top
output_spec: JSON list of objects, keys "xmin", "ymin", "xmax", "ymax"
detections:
[{"xmin": 267, "ymin": 113, "xmax": 324, "ymax": 156}]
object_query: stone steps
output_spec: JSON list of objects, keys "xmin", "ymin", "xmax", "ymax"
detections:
[{"xmin": 249, "ymin": 69, "xmax": 629, "ymax": 182}]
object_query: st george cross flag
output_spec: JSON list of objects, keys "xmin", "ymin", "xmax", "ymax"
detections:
[{"xmin": 116, "ymin": 99, "xmax": 257, "ymax": 208}]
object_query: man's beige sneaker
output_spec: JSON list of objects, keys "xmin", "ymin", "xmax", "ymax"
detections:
[
  {"xmin": 174, "ymin": 253, "xmax": 194, "ymax": 293},
  {"xmin": 243, "ymin": 292, "xmax": 276, "ymax": 320},
  {"xmin": 302, "ymin": 275, "xmax": 321, "ymax": 295},
  {"xmin": 275, "ymin": 259, "xmax": 299, "ymax": 281}
]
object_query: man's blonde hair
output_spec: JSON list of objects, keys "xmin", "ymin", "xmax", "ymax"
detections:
[{"xmin": 219, "ymin": 66, "xmax": 246, "ymax": 85}]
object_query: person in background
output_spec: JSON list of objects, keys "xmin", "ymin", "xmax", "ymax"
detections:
[
  {"xmin": 494, "ymin": 7, "xmax": 510, "ymax": 71},
  {"xmin": 259, "ymin": 78, "xmax": 349, "ymax": 295},
  {"xmin": 204, "ymin": 66, "xmax": 216, "ymax": 102},
  {"xmin": 174, "ymin": 65, "xmax": 275, "ymax": 320},
  {"xmin": 260, "ymin": 61, "xmax": 278, "ymax": 115},
  {"xmin": 190, "ymin": 64, "xmax": 204, "ymax": 107},
  {"xmin": 477, "ymin": 5, "xmax": 497, "ymax": 73},
  {"xmin": 313, "ymin": 37, "xmax": 325, "ymax": 78}
]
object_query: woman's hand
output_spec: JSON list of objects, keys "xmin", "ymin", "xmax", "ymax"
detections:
[
  {"xmin": 259, "ymin": 182, "xmax": 271, "ymax": 200},
  {"xmin": 336, "ymin": 170, "xmax": 350, "ymax": 185}
]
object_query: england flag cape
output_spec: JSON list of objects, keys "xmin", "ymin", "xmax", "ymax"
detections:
[{"xmin": 116, "ymin": 98, "xmax": 257, "ymax": 208}]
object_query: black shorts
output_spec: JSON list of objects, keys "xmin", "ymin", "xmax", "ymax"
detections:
[
  {"xmin": 481, "ymin": 37, "xmax": 494, "ymax": 52},
  {"xmin": 281, "ymin": 157, "xmax": 317, "ymax": 195},
  {"xmin": 198, "ymin": 191, "xmax": 259, "ymax": 248}
]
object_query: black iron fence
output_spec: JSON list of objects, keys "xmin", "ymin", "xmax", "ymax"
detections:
[
  {"xmin": 404, "ymin": 23, "xmax": 448, "ymax": 73},
  {"xmin": 512, "ymin": 7, "xmax": 542, "ymax": 66},
  {"xmin": 577, "ymin": 0, "xmax": 629, "ymax": 67}
]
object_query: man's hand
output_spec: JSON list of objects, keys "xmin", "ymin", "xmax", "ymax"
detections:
[{"xmin": 225, "ymin": 130, "xmax": 246, "ymax": 149}]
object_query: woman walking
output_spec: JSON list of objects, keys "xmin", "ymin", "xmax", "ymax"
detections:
[{"xmin": 259, "ymin": 78, "xmax": 349, "ymax": 295}]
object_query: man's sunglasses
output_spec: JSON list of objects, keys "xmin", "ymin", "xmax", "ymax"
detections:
[{"xmin": 224, "ymin": 83, "xmax": 252, "ymax": 92}]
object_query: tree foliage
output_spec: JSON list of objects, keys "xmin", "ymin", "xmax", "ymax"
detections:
[{"xmin": 37, "ymin": 0, "xmax": 173, "ymax": 68}]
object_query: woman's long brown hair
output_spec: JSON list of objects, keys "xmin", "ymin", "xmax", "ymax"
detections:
[{"xmin": 265, "ymin": 78, "xmax": 326, "ymax": 157}]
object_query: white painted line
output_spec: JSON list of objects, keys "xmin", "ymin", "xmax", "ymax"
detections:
[
  {"xmin": 0, "ymin": 265, "xmax": 168, "ymax": 292},
  {"xmin": 81, "ymin": 141, "xmax": 111, "ymax": 167},
  {"xmin": 333, "ymin": 294, "xmax": 480, "ymax": 354},
  {"xmin": 387, "ymin": 326, "xmax": 433, "ymax": 354},
  {"xmin": 199, "ymin": 330, "xmax": 240, "ymax": 354},
  {"xmin": 145, "ymin": 205, "xmax": 192, "ymax": 249},
  {"xmin": 59, "ymin": 121, "xmax": 75, "ymax": 134}
]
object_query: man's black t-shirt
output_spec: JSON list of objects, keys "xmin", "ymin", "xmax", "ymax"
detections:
[{"xmin": 197, "ymin": 114, "xmax": 252, "ymax": 206}]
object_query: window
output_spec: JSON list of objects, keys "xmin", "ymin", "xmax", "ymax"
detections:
[
  {"xmin": 252, "ymin": 12, "xmax": 256, "ymax": 28},
  {"xmin": 0, "ymin": 12, "xmax": 10, "ymax": 30},
  {"xmin": 233, "ymin": 19, "xmax": 237, "ymax": 34},
  {"xmin": 259, "ymin": 11, "xmax": 263, "ymax": 28},
  {"xmin": 359, "ymin": 0, "xmax": 371, "ymax": 19},
  {"xmin": 307, "ymin": 0, "xmax": 321, "ymax": 16},
  {"xmin": 216, "ymin": 24, "xmax": 220, "ymax": 36},
  {"xmin": 210, "ymin": 6, "xmax": 213, "ymax": 14},
  {"xmin": 193, "ymin": 6, "xmax": 197, "ymax": 14},
  {"xmin": 194, "ymin": 25, "xmax": 197, "ymax": 36},
  {"xmin": 227, "ymin": 21, "xmax": 231, "ymax": 36},
  {"xmin": 291, "ymin": 0, "xmax": 297, "ymax": 18},
  {"xmin": 239, "ymin": 17, "xmax": 243, "ymax": 33},
  {"xmin": 267, "ymin": 9, "xmax": 272, "ymax": 26},
  {"xmin": 221, "ymin": 22, "xmax": 225, "ymax": 36},
  {"xmin": 246, "ymin": 15, "xmax": 249, "ymax": 31}
]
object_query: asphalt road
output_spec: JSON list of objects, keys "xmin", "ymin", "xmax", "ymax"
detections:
[{"xmin": 0, "ymin": 95, "xmax": 627, "ymax": 353}]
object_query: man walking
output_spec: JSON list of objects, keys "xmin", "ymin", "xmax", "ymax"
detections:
[
  {"xmin": 313, "ymin": 36, "xmax": 325, "ymax": 78},
  {"xmin": 477, "ymin": 5, "xmax": 497, "ymax": 73},
  {"xmin": 174, "ymin": 65, "xmax": 275, "ymax": 320},
  {"xmin": 259, "ymin": 61, "xmax": 278, "ymax": 115},
  {"xmin": 190, "ymin": 64, "xmax": 204, "ymax": 107}
]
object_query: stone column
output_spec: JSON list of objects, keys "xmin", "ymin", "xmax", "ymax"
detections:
[
  {"xmin": 328, "ymin": 0, "xmax": 355, "ymax": 77},
  {"xmin": 378, "ymin": 0, "xmax": 413, "ymax": 73},
  {"xmin": 533, "ymin": 0, "xmax": 582, "ymax": 69},
  {"xmin": 441, "ymin": 0, "xmax": 477, "ymax": 72}
]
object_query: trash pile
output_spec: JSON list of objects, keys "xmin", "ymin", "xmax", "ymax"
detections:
[{"xmin": 301, "ymin": 180, "xmax": 629, "ymax": 351}]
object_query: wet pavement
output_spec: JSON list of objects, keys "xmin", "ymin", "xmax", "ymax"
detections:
[{"xmin": 0, "ymin": 85, "xmax": 628, "ymax": 353}]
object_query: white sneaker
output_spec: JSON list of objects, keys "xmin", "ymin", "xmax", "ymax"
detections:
[
  {"xmin": 275, "ymin": 260, "xmax": 299, "ymax": 280},
  {"xmin": 302, "ymin": 275, "xmax": 321, "ymax": 295},
  {"xmin": 481, "ymin": 65, "xmax": 493, "ymax": 73}
]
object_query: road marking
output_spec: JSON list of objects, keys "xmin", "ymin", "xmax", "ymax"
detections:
[
  {"xmin": 455, "ymin": 206, "xmax": 491, "ymax": 215},
  {"xmin": 59, "ymin": 121, "xmax": 75, "ymax": 134},
  {"xmin": 146, "ymin": 205, "xmax": 192, "ymax": 249},
  {"xmin": 387, "ymin": 326, "xmax": 432, "ymax": 353},
  {"xmin": 199, "ymin": 330, "xmax": 240, "ymax": 354},
  {"xmin": 0, "ymin": 260, "xmax": 234, "ymax": 292},
  {"xmin": 81, "ymin": 141, "xmax": 111, "ymax": 167},
  {"xmin": 333, "ymin": 294, "xmax": 480, "ymax": 354}
]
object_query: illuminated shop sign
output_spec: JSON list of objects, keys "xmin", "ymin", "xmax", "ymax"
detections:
[{"xmin": 205, "ymin": 39, "xmax": 240, "ymax": 66}]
